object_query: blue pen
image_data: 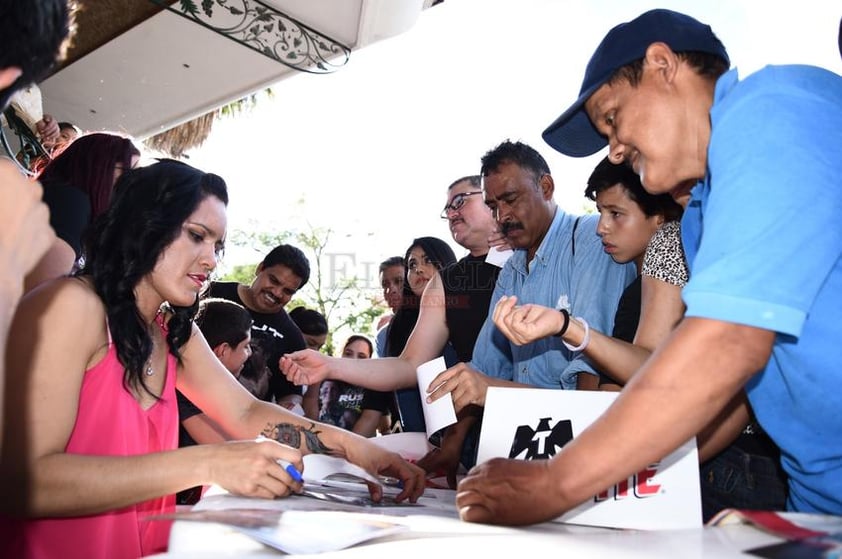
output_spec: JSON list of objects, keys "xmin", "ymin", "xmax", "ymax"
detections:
[
  {"xmin": 278, "ymin": 460, "xmax": 304, "ymax": 483},
  {"xmin": 255, "ymin": 435, "xmax": 304, "ymax": 483}
]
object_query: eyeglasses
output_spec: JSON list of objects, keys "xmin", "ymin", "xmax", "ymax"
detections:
[{"xmin": 440, "ymin": 191, "xmax": 483, "ymax": 219}]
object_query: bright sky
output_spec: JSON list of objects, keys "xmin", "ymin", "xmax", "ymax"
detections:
[{"xmin": 185, "ymin": 0, "xmax": 841, "ymax": 286}]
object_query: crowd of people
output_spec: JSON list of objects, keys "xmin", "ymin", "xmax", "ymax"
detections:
[{"xmin": 1, "ymin": 2, "xmax": 841, "ymax": 558}]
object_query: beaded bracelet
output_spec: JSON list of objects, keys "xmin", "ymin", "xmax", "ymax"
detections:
[
  {"xmin": 562, "ymin": 317, "xmax": 590, "ymax": 352},
  {"xmin": 554, "ymin": 308, "xmax": 571, "ymax": 337}
]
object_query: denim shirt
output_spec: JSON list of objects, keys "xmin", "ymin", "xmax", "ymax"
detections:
[{"xmin": 470, "ymin": 208, "xmax": 635, "ymax": 390}]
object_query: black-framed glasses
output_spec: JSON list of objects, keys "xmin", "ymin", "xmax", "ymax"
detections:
[{"xmin": 440, "ymin": 191, "xmax": 483, "ymax": 219}]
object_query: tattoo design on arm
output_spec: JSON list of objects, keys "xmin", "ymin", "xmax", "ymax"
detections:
[{"xmin": 261, "ymin": 422, "xmax": 334, "ymax": 454}]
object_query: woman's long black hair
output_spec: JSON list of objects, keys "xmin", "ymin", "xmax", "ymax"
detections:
[
  {"xmin": 386, "ymin": 236, "xmax": 457, "ymax": 357},
  {"xmin": 78, "ymin": 159, "xmax": 228, "ymax": 396}
]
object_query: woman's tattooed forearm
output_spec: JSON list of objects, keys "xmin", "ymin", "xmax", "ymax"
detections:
[
  {"xmin": 261, "ymin": 422, "xmax": 334, "ymax": 454},
  {"xmin": 262, "ymin": 423, "xmax": 300, "ymax": 447}
]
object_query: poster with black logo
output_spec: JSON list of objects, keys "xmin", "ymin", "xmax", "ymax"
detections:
[{"xmin": 476, "ymin": 388, "xmax": 702, "ymax": 530}]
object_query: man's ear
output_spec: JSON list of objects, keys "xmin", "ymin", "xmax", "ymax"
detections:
[
  {"xmin": 0, "ymin": 67, "xmax": 23, "ymax": 90},
  {"xmin": 644, "ymin": 42, "xmax": 680, "ymax": 83},
  {"xmin": 539, "ymin": 172, "xmax": 555, "ymax": 201},
  {"xmin": 212, "ymin": 343, "xmax": 230, "ymax": 361}
]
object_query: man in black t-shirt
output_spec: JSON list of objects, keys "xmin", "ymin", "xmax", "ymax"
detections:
[{"xmin": 209, "ymin": 244, "xmax": 310, "ymax": 410}]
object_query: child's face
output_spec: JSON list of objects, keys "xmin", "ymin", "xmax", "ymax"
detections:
[
  {"xmin": 595, "ymin": 184, "xmax": 663, "ymax": 267},
  {"xmin": 303, "ymin": 332, "xmax": 327, "ymax": 352},
  {"xmin": 342, "ymin": 339, "xmax": 371, "ymax": 360},
  {"xmin": 220, "ymin": 331, "xmax": 252, "ymax": 377}
]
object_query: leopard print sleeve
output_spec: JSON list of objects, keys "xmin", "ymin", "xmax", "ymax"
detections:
[{"xmin": 641, "ymin": 220, "xmax": 689, "ymax": 287}]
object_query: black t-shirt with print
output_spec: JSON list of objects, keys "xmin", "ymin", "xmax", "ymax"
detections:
[{"xmin": 208, "ymin": 281, "xmax": 305, "ymax": 402}]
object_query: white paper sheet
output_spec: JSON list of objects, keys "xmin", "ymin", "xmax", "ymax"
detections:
[
  {"xmin": 485, "ymin": 246, "xmax": 513, "ymax": 268},
  {"xmin": 368, "ymin": 432, "xmax": 434, "ymax": 461},
  {"xmin": 416, "ymin": 356, "xmax": 457, "ymax": 438}
]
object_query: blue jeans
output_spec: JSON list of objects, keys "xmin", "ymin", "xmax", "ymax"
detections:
[{"xmin": 699, "ymin": 440, "xmax": 788, "ymax": 522}]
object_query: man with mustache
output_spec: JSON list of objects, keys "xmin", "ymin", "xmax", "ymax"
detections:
[
  {"xmin": 210, "ymin": 244, "xmax": 310, "ymax": 410},
  {"xmin": 425, "ymin": 140, "xmax": 634, "ymax": 410}
]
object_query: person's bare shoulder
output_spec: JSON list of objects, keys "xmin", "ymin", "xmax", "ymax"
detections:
[{"xmin": 17, "ymin": 276, "xmax": 107, "ymax": 339}]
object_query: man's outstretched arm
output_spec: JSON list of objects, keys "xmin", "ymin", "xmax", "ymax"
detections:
[
  {"xmin": 456, "ymin": 317, "xmax": 774, "ymax": 526},
  {"xmin": 283, "ymin": 274, "xmax": 451, "ymax": 391}
]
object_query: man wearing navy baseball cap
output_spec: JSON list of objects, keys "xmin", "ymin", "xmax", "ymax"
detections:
[
  {"xmin": 542, "ymin": 9, "xmax": 729, "ymax": 159},
  {"xmin": 456, "ymin": 9, "xmax": 842, "ymax": 526}
]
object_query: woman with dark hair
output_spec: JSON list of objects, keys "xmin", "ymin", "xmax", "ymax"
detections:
[
  {"xmin": 387, "ymin": 237, "xmax": 457, "ymax": 359},
  {"xmin": 25, "ymin": 132, "xmax": 141, "ymax": 292},
  {"xmin": 0, "ymin": 160, "xmax": 424, "ymax": 559},
  {"xmin": 375, "ymin": 236, "xmax": 457, "ymax": 432}
]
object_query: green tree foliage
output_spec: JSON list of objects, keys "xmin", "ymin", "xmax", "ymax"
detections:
[
  {"xmin": 216, "ymin": 88, "xmax": 274, "ymax": 120},
  {"xmin": 222, "ymin": 224, "xmax": 385, "ymax": 356},
  {"xmin": 220, "ymin": 263, "xmax": 257, "ymax": 286}
]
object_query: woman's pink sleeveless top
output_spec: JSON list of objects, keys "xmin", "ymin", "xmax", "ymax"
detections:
[{"xmin": 3, "ymin": 324, "xmax": 179, "ymax": 559}]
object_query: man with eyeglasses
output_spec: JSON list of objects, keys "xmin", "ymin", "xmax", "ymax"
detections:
[
  {"xmin": 283, "ymin": 174, "xmax": 501, "ymax": 483},
  {"xmin": 425, "ymin": 139, "xmax": 634, "ymax": 408}
]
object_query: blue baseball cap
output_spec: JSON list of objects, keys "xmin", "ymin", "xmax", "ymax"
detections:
[{"xmin": 542, "ymin": 9, "xmax": 729, "ymax": 157}]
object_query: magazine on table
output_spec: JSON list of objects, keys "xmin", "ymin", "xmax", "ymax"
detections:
[
  {"xmin": 297, "ymin": 454, "xmax": 419, "ymax": 507},
  {"xmin": 709, "ymin": 509, "xmax": 842, "ymax": 558}
]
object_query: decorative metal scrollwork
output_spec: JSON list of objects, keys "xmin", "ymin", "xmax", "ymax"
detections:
[
  {"xmin": 0, "ymin": 108, "xmax": 48, "ymax": 176},
  {"xmin": 150, "ymin": 0, "xmax": 351, "ymax": 73}
]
